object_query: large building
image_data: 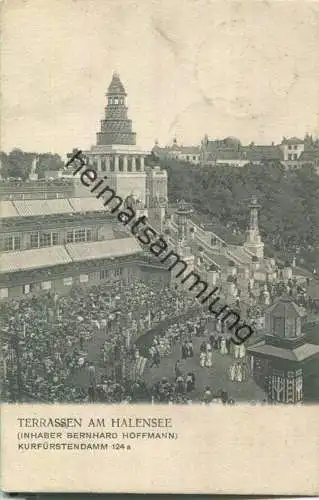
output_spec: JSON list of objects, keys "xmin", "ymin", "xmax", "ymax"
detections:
[
  {"xmin": 153, "ymin": 134, "xmax": 319, "ymax": 170},
  {"xmin": 152, "ymin": 138, "xmax": 201, "ymax": 165},
  {"xmin": 0, "ymin": 194, "xmax": 169, "ymax": 300},
  {"xmin": 0, "ymin": 73, "xmax": 170, "ymax": 300}
]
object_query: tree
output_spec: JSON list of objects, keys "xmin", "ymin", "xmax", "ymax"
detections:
[
  {"xmin": 160, "ymin": 157, "xmax": 319, "ymax": 271},
  {"xmin": 36, "ymin": 154, "xmax": 64, "ymax": 179},
  {"xmin": 2, "ymin": 149, "xmax": 34, "ymax": 180}
]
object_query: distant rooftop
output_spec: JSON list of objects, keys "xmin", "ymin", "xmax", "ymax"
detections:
[{"xmin": 281, "ymin": 137, "xmax": 304, "ymax": 145}]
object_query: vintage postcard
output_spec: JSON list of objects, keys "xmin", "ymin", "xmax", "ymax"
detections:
[{"xmin": 0, "ymin": 0, "xmax": 318, "ymax": 495}]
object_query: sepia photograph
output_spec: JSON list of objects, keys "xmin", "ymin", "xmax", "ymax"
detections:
[
  {"xmin": 1, "ymin": 0, "xmax": 319, "ymax": 407},
  {"xmin": 0, "ymin": 0, "xmax": 319, "ymax": 494}
]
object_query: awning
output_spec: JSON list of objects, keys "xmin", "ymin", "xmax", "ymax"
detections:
[
  {"xmin": 68, "ymin": 197, "xmax": 105, "ymax": 213},
  {"xmin": 66, "ymin": 237, "xmax": 142, "ymax": 262},
  {"xmin": 0, "ymin": 246, "xmax": 72, "ymax": 273},
  {"xmin": 13, "ymin": 199, "xmax": 74, "ymax": 217},
  {"xmin": 0, "ymin": 201, "xmax": 20, "ymax": 218}
]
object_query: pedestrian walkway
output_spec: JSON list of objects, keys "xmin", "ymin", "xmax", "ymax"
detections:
[{"xmin": 143, "ymin": 336, "xmax": 266, "ymax": 402}]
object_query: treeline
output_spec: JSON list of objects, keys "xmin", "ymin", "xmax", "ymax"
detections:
[
  {"xmin": 158, "ymin": 158, "xmax": 319, "ymax": 268},
  {"xmin": 0, "ymin": 149, "xmax": 64, "ymax": 180}
]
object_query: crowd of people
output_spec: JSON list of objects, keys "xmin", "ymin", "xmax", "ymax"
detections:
[
  {"xmin": 133, "ymin": 304, "xmax": 252, "ymax": 403},
  {"xmin": 261, "ymin": 278, "xmax": 319, "ymax": 313},
  {"xmin": 1, "ymin": 271, "xmax": 317, "ymax": 404},
  {"xmin": 0, "ymin": 279, "xmax": 196, "ymax": 403}
]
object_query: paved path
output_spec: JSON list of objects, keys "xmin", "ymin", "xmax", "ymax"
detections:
[
  {"xmin": 143, "ymin": 336, "xmax": 266, "ymax": 402},
  {"xmin": 70, "ymin": 320, "xmax": 266, "ymax": 402}
]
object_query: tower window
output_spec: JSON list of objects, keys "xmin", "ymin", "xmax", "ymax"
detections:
[
  {"xmin": 285, "ymin": 317, "xmax": 296, "ymax": 337},
  {"xmin": 114, "ymin": 97, "xmax": 119, "ymax": 105},
  {"xmin": 272, "ymin": 317, "xmax": 285, "ymax": 337}
]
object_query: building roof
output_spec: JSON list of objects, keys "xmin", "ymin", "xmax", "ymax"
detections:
[
  {"xmin": 65, "ymin": 237, "xmax": 141, "ymax": 262},
  {"xmin": 281, "ymin": 137, "xmax": 304, "ymax": 145},
  {"xmin": 152, "ymin": 145, "xmax": 200, "ymax": 156},
  {"xmin": 266, "ymin": 296, "xmax": 305, "ymax": 318},
  {"xmin": 1, "ymin": 238, "xmax": 142, "ymax": 274},
  {"xmin": 0, "ymin": 201, "xmax": 19, "ymax": 218},
  {"xmin": 205, "ymin": 138, "xmax": 241, "ymax": 152},
  {"xmin": 179, "ymin": 146, "xmax": 201, "ymax": 154},
  {"xmin": 248, "ymin": 340, "xmax": 319, "ymax": 361},
  {"xmin": 244, "ymin": 146, "xmax": 283, "ymax": 161},
  {"xmin": 0, "ymin": 197, "xmax": 110, "ymax": 219},
  {"xmin": 299, "ymin": 149, "xmax": 319, "ymax": 162},
  {"xmin": 215, "ymin": 150, "xmax": 243, "ymax": 160},
  {"xmin": 1, "ymin": 246, "xmax": 72, "ymax": 273},
  {"xmin": 293, "ymin": 343, "xmax": 319, "ymax": 361},
  {"xmin": 13, "ymin": 199, "xmax": 73, "ymax": 217},
  {"xmin": 107, "ymin": 72, "xmax": 126, "ymax": 95},
  {"xmin": 68, "ymin": 197, "xmax": 105, "ymax": 213}
]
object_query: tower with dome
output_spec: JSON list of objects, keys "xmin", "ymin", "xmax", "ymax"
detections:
[{"xmin": 81, "ymin": 72, "xmax": 163, "ymax": 208}]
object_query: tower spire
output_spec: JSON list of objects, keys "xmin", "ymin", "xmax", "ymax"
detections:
[{"xmin": 97, "ymin": 72, "xmax": 136, "ymax": 146}]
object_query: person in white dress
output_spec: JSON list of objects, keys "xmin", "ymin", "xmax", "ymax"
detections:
[
  {"xmin": 235, "ymin": 362, "xmax": 243, "ymax": 382},
  {"xmin": 220, "ymin": 336, "xmax": 228, "ymax": 355},
  {"xmin": 206, "ymin": 346, "xmax": 213, "ymax": 368},
  {"xmin": 234, "ymin": 344, "xmax": 240, "ymax": 359},
  {"xmin": 228, "ymin": 362, "xmax": 236, "ymax": 382},
  {"xmin": 200, "ymin": 351, "xmax": 206, "ymax": 368}
]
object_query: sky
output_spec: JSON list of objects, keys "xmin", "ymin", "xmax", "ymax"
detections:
[{"xmin": 1, "ymin": 0, "xmax": 319, "ymax": 156}]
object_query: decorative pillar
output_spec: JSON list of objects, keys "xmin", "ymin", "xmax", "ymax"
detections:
[
  {"xmin": 114, "ymin": 155, "xmax": 119, "ymax": 171},
  {"xmin": 140, "ymin": 156, "xmax": 145, "ymax": 171},
  {"xmin": 105, "ymin": 156, "xmax": 111, "ymax": 172},
  {"xmin": 97, "ymin": 157, "xmax": 102, "ymax": 172},
  {"xmin": 131, "ymin": 156, "xmax": 136, "ymax": 172},
  {"xmin": 123, "ymin": 155, "xmax": 128, "ymax": 172}
]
